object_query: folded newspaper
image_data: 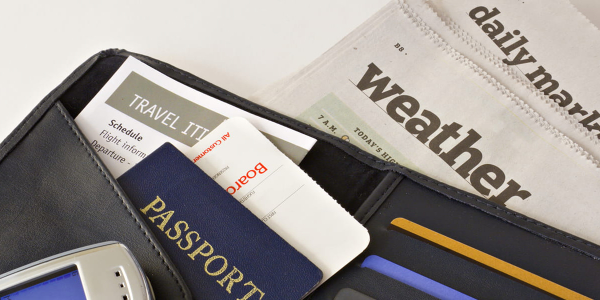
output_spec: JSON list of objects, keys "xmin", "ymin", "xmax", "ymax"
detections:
[
  {"xmin": 427, "ymin": 0, "xmax": 600, "ymax": 148},
  {"xmin": 251, "ymin": 0, "xmax": 600, "ymax": 245},
  {"xmin": 408, "ymin": 0, "xmax": 600, "ymax": 160}
]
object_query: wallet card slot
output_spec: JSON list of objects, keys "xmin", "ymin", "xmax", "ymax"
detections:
[
  {"xmin": 364, "ymin": 227, "xmax": 555, "ymax": 299},
  {"xmin": 362, "ymin": 178, "xmax": 599, "ymax": 298}
]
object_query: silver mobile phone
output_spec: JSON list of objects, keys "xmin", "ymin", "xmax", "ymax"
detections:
[{"xmin": 0, "ymin": 242, "xmax": 153, "ymax": 300}]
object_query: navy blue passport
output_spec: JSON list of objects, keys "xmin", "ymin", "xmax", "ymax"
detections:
[{"xmin": 118, "ymin": 143, "xmax": 322, "ymax": 300}]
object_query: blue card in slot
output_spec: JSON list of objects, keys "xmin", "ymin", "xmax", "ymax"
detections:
[
  {"xmin": 361, "ymin": 255, "xmax": 475, "ymax": 300},
  {"xmin": 118, "ymin": 143, "xmax": 322, "ymax": 300}
]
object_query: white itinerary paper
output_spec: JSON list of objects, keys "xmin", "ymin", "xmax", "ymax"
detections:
[{"xmin": 75, "ymin": 57, "xmax": 316, "ymax": 177}]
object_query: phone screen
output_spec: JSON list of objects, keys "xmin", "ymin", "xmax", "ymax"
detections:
[{"xmin": 0, "ymin": 265, "xmax": 86, "ymax": 300}]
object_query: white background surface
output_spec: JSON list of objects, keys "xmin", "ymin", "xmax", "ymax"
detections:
[{"xmin": 0, "ymin": 0, "xmax": 598, "ymax": 142}]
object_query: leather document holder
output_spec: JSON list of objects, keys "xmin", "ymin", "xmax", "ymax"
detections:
[{"xmin": 2, "ymin": 49, "xmax": 600, "ymax": 299}]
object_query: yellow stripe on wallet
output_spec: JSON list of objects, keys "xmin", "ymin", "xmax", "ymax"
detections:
[{"xmin": 389, "ymin": 218, "xmax": 590, "ymax": 300}]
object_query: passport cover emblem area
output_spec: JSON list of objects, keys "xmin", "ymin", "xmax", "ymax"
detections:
[{"xmin": 117, "ymin": 143, "xmax": 322, "ymax": 300}]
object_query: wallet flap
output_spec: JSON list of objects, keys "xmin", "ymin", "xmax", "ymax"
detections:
[{"xmin": 0, "ymin": 90, "xmax": 191, "ymax": 299}]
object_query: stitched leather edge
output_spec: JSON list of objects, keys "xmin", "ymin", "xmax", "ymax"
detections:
[{"xmin": 356, "ymin": 173, "xmax": 404, "ymax": 224}]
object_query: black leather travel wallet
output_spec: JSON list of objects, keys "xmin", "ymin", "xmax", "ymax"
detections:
[{"xmin": 2, "ymin": 49, "xmax": 600, "ymax": 299}]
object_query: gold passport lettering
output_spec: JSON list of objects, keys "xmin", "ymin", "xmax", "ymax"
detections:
[{"xmin": 140, "ymin": 196, "xmax": 266, "ymax": 300}]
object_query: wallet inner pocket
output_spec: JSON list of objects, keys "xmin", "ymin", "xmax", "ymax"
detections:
[
  {"xmin": 0, "ymin": 102, "xmax": 190, "ymax": 300},
  {"xmin": 46, "ymin": 50, "xmax": 600, "ymax": 299}
]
